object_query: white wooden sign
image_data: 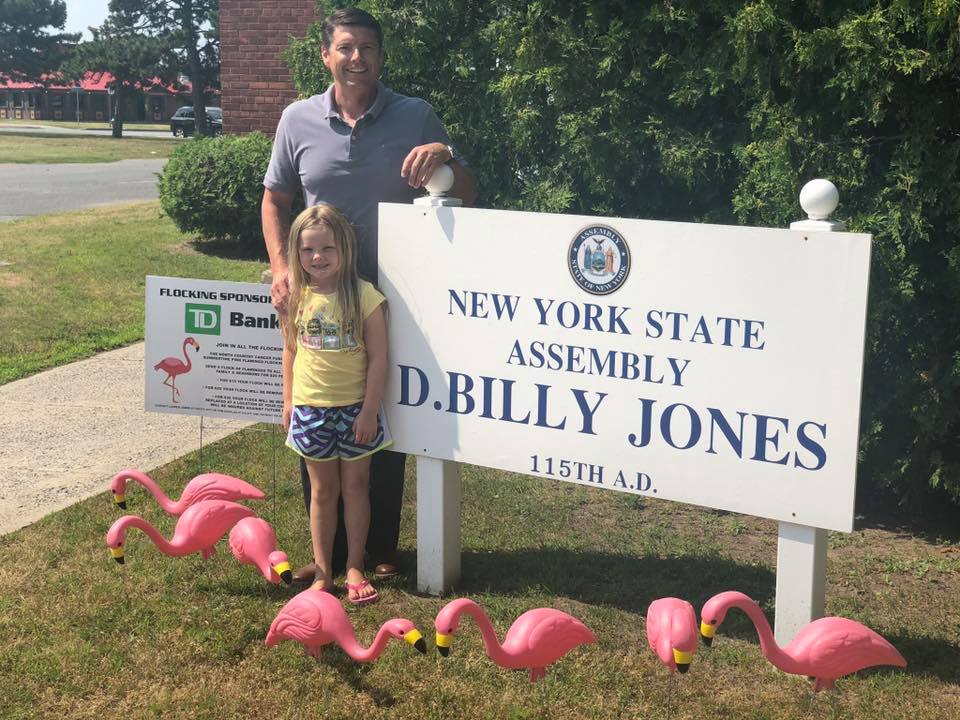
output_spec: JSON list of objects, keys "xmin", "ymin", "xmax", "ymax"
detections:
[
  {"xmin": 379, "ymin": 204, "xmax": 871, "ymax": 534},
  {"xmin": 144, "ymin": 276, "xmax": 283, "ymax": 423}
]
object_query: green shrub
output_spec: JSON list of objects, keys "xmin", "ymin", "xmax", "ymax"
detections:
[
  {"xmin": 287, "ymin": 1, "xmax": 960, "ymax": 513},
  {"xmin": 158, "ymin": 132, "xmax": 276, "ymax": 248}
]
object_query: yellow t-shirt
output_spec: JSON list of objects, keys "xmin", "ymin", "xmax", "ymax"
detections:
[{"xmin": 292, "ymin": 280, "xmax": 385, "ymax": 407}]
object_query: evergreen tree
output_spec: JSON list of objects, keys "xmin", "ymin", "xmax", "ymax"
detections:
[
  {"xmin": 105, "ymin": 0, "xmax": 219, "ymax": 136},
  {"xmin": 63, "ymin": 25, "xmax": 167, "ymax": 137},
  {"xmin": 0, "ymin": 0, "xmax": 79, "ymax": 81}
]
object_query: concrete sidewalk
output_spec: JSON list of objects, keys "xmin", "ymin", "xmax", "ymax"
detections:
[{"xmin": 0, "ymin": 343, "xmax": 251, "ymax": 535}]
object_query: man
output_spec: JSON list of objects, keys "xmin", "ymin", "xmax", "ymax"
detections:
[{"xmin": 262, "ymin": 7, "xmax": 476, "ymax": 582}]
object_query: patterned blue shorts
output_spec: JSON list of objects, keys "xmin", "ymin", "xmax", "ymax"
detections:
[{"xmin": 286, "ymin": 402, "xmax": 393, "ymax": 462}]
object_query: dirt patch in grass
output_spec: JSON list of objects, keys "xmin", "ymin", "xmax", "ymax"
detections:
[{"xmin": 0, "ymin": 271, "xmax": 27, "ymax": 287}]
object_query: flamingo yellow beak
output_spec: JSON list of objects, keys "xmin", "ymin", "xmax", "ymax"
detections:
[
  {"xmin": 273, "ymin": 561, "xmax": 292, "ymax": 585},
  {"xmin": 404, "ymin": 629, "xmax": 427, "ymax": 654},
  {"xmin": 113, "ymin": 493, "xmax": 126, "ymax": 510},
  {"xmin": 435, "ymin": 632, "xmax": 452, "ymax": 656},
  {"xmin": 700, "ymin": 621, "xmax": 716, "ymax": 647},
  {"xmin": 673, "ymin": 648, "xmax": 694, "ymax": 673},
  {"xmin": 110, "ymin": 547, "xmax": 125, "ymax": 564}
]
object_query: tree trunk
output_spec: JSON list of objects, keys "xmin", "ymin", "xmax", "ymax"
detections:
[
  {"xmin": 111, "ymin": 83, "xmax": 124, "ymax": 138},
  {"xmin": 181, "ymin": 0, "xmax": 207, "ymax": 136}
]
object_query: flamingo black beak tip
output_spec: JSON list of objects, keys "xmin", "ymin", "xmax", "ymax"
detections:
[{"xmin": 280, "ymin": 569, "xmax": 293, "ymax": 585}]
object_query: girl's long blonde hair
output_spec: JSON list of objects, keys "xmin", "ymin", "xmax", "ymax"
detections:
[{"xmin": 285, "ymin": 203, "xmax": 363, "ymax": 349}]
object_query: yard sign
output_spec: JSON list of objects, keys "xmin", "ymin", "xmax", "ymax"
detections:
[
  {"xmin": 379, "ymin": 204, "xmax": 871, "ymax": 534},
  {"xmin": 144, "ymin": 276, "xmax": 283, "ymax": 424}
]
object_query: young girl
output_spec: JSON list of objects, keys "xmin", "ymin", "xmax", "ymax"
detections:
[{"xmin": 282, "ymin": 203, "xmax": 391, "ymax": 604}]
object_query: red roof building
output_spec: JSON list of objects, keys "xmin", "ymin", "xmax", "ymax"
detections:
[{"xmin": 0, "ymin": 71, "xmax": 212, "ymax": 123}]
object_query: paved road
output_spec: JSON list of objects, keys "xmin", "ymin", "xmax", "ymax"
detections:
[
  {"xmin": 0, "ymin": 124, "xmax": 176, "ymax": 139},
  {"xmin": 0, "ymin": 158, "xmax": 166, "ymax": 222}
]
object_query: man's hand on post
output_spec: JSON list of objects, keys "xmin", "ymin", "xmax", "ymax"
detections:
[{"xmin": 401, "ymin": 142, "xmax": 452, "ymax": 189}]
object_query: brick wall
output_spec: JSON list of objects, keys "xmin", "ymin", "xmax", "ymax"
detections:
[{"xmin": 220, "ymin": 0, "xmax": 319, "ymax": 135}]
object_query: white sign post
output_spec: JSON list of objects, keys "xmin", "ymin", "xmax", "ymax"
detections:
[
  {"xmin": 144, "ymin": 276, "xmax": 283, "ymax": 423},
  {"xmin": 379, "ymin": 182, "xmax": 870, "ymax": 641},
  {"xmin": 772, "ymin": 179, "xmax": 849, "ymax": 644}
]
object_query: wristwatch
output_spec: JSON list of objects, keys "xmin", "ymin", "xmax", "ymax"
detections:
[{"xmin": 445, "ymin": 144, "xmax": 455, "ymax": 163}]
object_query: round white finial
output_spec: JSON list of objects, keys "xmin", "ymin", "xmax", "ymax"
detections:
[
  {"xmin": 425, "ymin": 163, "xmax": 455, "ymax": 196},
  {"xmin": 799, "ymin": 179, "xmax": 839, "ymax": 221}
]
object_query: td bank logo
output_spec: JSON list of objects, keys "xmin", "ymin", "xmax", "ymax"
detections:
[{"xmin": 185, "ymin": 303, "xmax": 221, "ymax": 335}]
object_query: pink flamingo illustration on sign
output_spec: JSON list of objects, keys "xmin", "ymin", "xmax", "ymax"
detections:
[
  {"xmin": 228, "ymin": 516, "xmax": 292, "ymax": 584},
  {"xmin": 433, "ymin": 598, "xmax": 597, "ymax": 682},
  {"xmin": 105, "ymin": 499, "xmax": 254, "ymax": 564},
  {"xmin": 154, "ymin": 336, "xmax": 199, "ymax": 403},
  {"xmin": 646, "ymin": 597, "xmax": 698, "ymax": 674},
  {"xmin": 110, "ymin": 468, "xmax": 265, "ymax": 515},
  {"xmin": 266, "ymin": 589, "xmax": 426, "ymax": 661},
  {"xmin": 699, "ymin": 590, "xmax": 907, "ymax": 692}
]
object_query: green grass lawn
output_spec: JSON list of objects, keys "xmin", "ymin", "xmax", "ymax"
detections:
[
  {"xmin": 0, "ymin": 118, "xmax": 170, "ymax": 132},
  {"xmin": 0, "ymin": 199, "xmax": 957, "ymax": 717},
  {"xmin": 0, "ymin": 202, "xmax": 267, "ymax": 384},
  {"xmin": 0, "ymin": 429, "xmax": 957, "ymax": 719},
  {"xmin": 0, "ymin": 132, "xmax": 179, "ymax": 163}
]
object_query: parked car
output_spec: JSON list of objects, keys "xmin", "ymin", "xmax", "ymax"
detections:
[{"xmin": 170, "ymin": 106, "xmax": 222, "ymax": 137}]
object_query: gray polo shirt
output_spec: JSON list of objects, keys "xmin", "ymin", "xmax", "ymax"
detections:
[{"xmin": 264, "ymin": 82, "xmax": 461, "ymax": 279}]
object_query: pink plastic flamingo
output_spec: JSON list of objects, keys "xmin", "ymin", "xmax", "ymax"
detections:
[
  {"xmin": 647, "ymin": 597, "xmax": 698, "ymax": 674},
  {"xmin": 105, "ymin": 499, "xmax": 255, "ymax": 564},
  {"xmin": 228, "ymin": 516, "xmax": 292, "ymax": 585},
  {"xmin": 433, "ymin": 598, "xmax": 597, "ymax": 682},
  {"xmin": 699, "ymin": 591, "xmax": 907, "ymax": 691},
  {"xmin": 265, "ymin": 589, "xmax": 426, "ymax": 661},
  {"xmin": 154, "ymin": 336, "xmax": 199, "ymax": 403},
  {"xmin": 110, "ymin": 468, "xmax": 265, "ymax": 515}
]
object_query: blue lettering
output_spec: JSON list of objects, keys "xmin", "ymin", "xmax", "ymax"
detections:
[
  {"xmin": 717, "ymin": 316, "xmax": 741, "ymax": 346},
  {"xmin": 546, "ymin": 343, "xmax": 564, "ymax": 370},
  {"xmin": 627, "ymin": 398, "xmax": 656, "ymax": 447},
  {"xmin": 398, "ymin": 365, "xmax": 429, "ymax": 407},
  {"xmin": 534, "ymin": 384, "xmax": 566, "ymax": 430},
  {"xmin": 557, "ymin": 301, "xmax": 580, "ymax": 329},
  {"xmin": 571, "ymin": 389, "xmax": 607, "ymax": 435},
  {"xmin": 491, "ymin": 293, "xmax": 520, "ymax": 321},
  {"xmin": 661, "ymin": 403, "xmax": 702, "ymax": 450},
  {"xmin": 448, "ymin": 289, "xmax": 468, "ymax": 316},
  {"xmin": 500, "ymin": 379, "xmax": 531, "ymax": 424},
  {"xmin": 528, "ymin": 341, "xmax": 545, "ymax": 368},
  {"xmin": 566, "ymin": 345, "xmax": 585, "ymax": 374},
  {"xmin": 743, "ymin": 319, "xmax": 765, "ymax": 350},
  {"xmin": 506, "ymin": 340, "xmax": 525, "ymax": 366},
  {"xmin": 533, "ymin": 297, "xmax": 554, "ymax": 326},
  {"xmin": 479, "ymin": 376, "xmax": 496, "ymax": 419},
  {"xmin": 667, "ymin": 357, "xmax": 691, "ymax": 387},
  {"xmin": 706, "ymin": 408, "xmax": 747, "ymax": 457},
  {"xmin": 751, "ymin": 414, "xmax": 790, "ymax": 464},
  {"xmin": 608, "ymin": 305, "xmax": 631, "ymax": 334},
  {"xmin": 645, "ymin": 310, "xmax": 663, "ymax": 339},
  {"xmin": 447, "ymin": 372, "xmax": 475, "ymax": 415},
  {"xmin": 794, "ymin": 421, "xmax": 828, "ymax": 470},
  {"xmin": 583, "ymin": 303, "xmax": 603, "ymax": 331},
  {"xmin": 470, "ymin": 291, "xmax": 487, "ymax": 318},
  {"xmin": 691, "ymin": 316, "xmax": 713, "ymax": 344}
]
